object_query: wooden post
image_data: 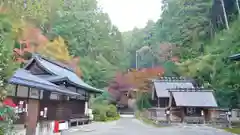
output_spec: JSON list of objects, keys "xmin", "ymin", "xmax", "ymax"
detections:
[
  {"xmin": 56, "ymin": 95, "xmax": 65, "ymax": 121},
  {"xmin": 169, "ymin": 93, "xmax": 173, "ymax": 107},
  {"xmin": 26, "ymin": 99, "xmax": 39, "ymax": 135},
  {"xmin": 181, "ymin": 107, "xmax": 185, "ymax": 123}
]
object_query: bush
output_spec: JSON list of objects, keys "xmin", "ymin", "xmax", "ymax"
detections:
[
  {"xmin": 92, "ymin": 103, "xmax": 119, "ymax": 121},
  {"xmin": 0, "ymin": 127, "xmax": 4, "ymax": 135},
  {"xmin": 106, "ymin": 104, "xmax": 118, "ymax": 117},
  {"xmin": 94, "ymin": 111, "xmax": 107, "ymax": 121}
]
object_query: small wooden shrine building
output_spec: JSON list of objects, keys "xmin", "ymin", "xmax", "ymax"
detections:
[
  {"xmin": 168, "ymin": 88, "xmax": 218, "ymax": 123},
  {"xmin": 8, "ymin": 54, "xmax": 102, "ymax": 135},
  {"xmin": 151, "ymin": 77, "xmax": 196, "ymax": 108},
  {"xmin": 149, "ymin": 77, "xmax": 218, "ymax": 123}
]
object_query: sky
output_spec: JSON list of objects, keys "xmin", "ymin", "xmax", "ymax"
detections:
[{"xmin": 98, "ymin": 0, "xmax": 162, "ymax": 32}]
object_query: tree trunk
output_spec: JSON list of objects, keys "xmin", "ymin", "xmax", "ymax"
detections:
[
  {"xmin": 220, "ymin": 0, "xmax": 230, "ymax": 30},
  {"xmin": 236, "ymin": 0, "xmax": 240, "ymax": 16}
]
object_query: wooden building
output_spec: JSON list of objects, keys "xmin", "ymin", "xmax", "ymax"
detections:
[
  {"xmin": 168, "ymin": 88, "xmax": 218, "ymax": 123},
  {"xmin": 149, "ymin": 77, "xmax": 218, "ymax": 123},
  {"xmin": 8, "ymin": 54, "xmax": 102, "ymax": 134},
  {"xmin": 151, "ymin": 77, "xmax": 195, "ymax": 108}
]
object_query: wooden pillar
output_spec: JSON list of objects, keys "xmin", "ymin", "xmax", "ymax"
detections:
[
  {"xmin": 26, "ymin": 99, "xmax": 39, "ymax": 135},
  {"xmin": 56, "ymin": 95, "xmax": 65, "ymax": 120},
  {"xmin": 181, "ymin": 107, "xmax": 185, "ymax": 123},
  {"xmin": 169, "ymin": 93, "xmax": 173, "ymax": 107}
]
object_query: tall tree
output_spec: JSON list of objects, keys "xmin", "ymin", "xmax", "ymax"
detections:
[{"xmin": 50, "ymin": 0, "xmax": 127, "ymax": 88}]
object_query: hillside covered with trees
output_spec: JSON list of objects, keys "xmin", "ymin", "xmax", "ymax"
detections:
[
  {"xmin": 0, "ymin": 0, "xmax": 130, "ymax": 90},
  {"xmin": 0, "ymin": 1, "xmax": 240, "ymax": 127},
  {"xmin": 122, "ymin": 0, "xmax": 240, "ymax": 108}
]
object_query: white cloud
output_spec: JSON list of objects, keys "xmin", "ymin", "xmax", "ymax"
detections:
[{"xmin": 98, "ymin": 0, "xmax": 162, "ymax": 32}]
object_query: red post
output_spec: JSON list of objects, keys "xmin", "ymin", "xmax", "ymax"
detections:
[{"xmin": 53, "ymin": 120, "xmax": 59, "ymax": 133}]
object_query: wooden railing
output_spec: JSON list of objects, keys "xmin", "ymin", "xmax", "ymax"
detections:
[{"xmin": 184, "ymin": 116, "xmax": 204, "ymax": 124}]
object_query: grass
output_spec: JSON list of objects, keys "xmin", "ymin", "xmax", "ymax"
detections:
[
  {"xmin": 94, "ymin": 114, "xmax": 120, "ymax": 122},
  {"xmin": 224, "ymin": 128, "xmax": 240, "ymax": 134},
  {"xmin": 224, "ymin": 122, "xmax": 240, "ymax": 134},
  {"xmin": 139, "ymin": 117, "xmax": 160, "ymax": 127},
  {"xmin": 105, "ymin": 115, "xmax": 120, "ymax": 121},
  {"xmin": 135, "ymin": 111, "xmax": 161, "ymax": 127}
]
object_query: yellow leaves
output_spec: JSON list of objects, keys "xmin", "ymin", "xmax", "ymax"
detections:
[
  {"xmin": 36, "ymin": 36, "xmax": 71, "ymax": 62},
  {"xmin": 36, "ymin": 36, "xmax": 83, "ymax": 77}
]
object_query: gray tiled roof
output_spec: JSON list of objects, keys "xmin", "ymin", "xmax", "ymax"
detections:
[
  {"xmin": 153, "ymin": 80, "xmax": 194, "ymax": 97},
  {"xmin": 171, "ymin": 91, "xmax": 218, "ymax": 107},
  {"xmin": 8, "ymin": 69, "xmax": 80, "ymax": 96},
  {"xmin": 36, "ymin": 75, "xmax": 68, "ymax": 82},
  {"xmin": 32, "ymin": 55, "xmax": 102, "ymax": 93}
]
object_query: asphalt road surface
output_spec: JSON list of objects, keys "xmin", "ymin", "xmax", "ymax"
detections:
[{"xmin": 65, "ymin": 116, "xmax": 235, "ymax": 135}]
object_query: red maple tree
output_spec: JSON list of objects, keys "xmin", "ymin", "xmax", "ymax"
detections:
[{"xmin": 108, "ymin": 67, "xmax": 165, "ymax": 103}]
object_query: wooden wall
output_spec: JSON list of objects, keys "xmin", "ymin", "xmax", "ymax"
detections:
[{"xmin": 11, "ymin": 96, "xmax": 86, "ymax": 124}]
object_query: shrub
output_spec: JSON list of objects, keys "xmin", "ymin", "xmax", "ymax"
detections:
[
  {"xmin": 92, "ymin": 103, "xmax": 119, "ymax": 121},
  {"xmin": 106, "ymin": 104, "xmax": 118, "ymax": 117},
  {"xmin": 94, "ymin": 111, "xmax": 107, "ymax": 121}
]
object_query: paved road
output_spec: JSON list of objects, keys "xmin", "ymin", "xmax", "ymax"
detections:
[{"xmin": 65, "ymin": 117, "xmax": 235, "ymax": 135}]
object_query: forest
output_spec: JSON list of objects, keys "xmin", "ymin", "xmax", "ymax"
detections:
[
  {"xmin": 123, "ymin": 0, "xmax": 240, "ymax": 108},
  {"xmin": 0, "ymin": 0, "xmax": 239, "ymax": 121}
]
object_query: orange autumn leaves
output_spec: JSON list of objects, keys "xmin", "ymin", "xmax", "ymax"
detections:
[
  {"xmin": 14, "ymin": 25, "xmax": 82, "ymax": 77},
  {"xmin": 126, "ymin": 67, "xmax": 164, "ymax": 91},
  {"xmin": 109, "ymin": 67, "xmax": 164, "ymax": 93}
]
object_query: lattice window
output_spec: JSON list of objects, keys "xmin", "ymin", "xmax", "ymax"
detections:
[
  {"xmin": 186, "ymin": 107, "xmax": 196, "ymax": 115},
  {"xmin": 237, "ymin": 110, "xmax": 240, "ymax": 117}
]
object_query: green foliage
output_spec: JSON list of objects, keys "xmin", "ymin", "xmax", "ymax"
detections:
[
  {"xmin": 162, "ymin": 61, "xmax": 178, "ymax": 76},
  {"xmin": 122, "ymin": 21, "xmax": 157, "ymax": 68},
  {"xmin": 0, "ymin": 106, "xmax": 19, "ymax": 134},
  {"xmin": 49, "ymin": 0, "xmax": 127, "ymax": 88},
  {"xmin": 106, "ymin": 104, "xmax": 118, "ymax": 118},
  {"xmin": 156, "ymin": 0, "xmax": 213, "ymax": 59},
  {"xmin": 224, "ymin": 128, "xmax": 240, "ymax": 134},
  {"xmin": 1, "ymin": 0, "xmax": 65, "ymax": 24},
  {"xmin": 90, "ymin": 91, "xmax": 119, "ymax": 121},
  {"xmin": 122, "ymin": 0, "xmax": 240, "ymax": 109},
  {"xmin": 0, "ymin": 13, "xmax": 19, "ymax": 99},
  {"xmin": 136, "ymin": 92, "xmax": 152, "ymax": 111},
  {"xmin": 135, "ymin": 111, "xmax": 160, "ymax": 127},
  {"xmin": 0, "ymin": 12, "xmax": 20, "ymax": 135},
  {"xmin": 177, "ymin": 19, "xmax": 240, "ymax": 107},
  {"xmin": 92, "ymin": 103, "xmax": 119, "ymax": 121}
]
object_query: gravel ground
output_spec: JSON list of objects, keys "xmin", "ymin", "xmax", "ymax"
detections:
[{"xmin": 63, "ymin": 117, "xmax": 235, "ymax": 135}]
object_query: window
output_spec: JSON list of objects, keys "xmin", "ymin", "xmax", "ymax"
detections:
[
  {"xmin": 159, "ymin": 98, "xmax": 169, "ymax": 108},
  {"xmin": 237, "ymin": 110, "xmax": 240, "ymax": 117},
  {"xmin": 186, "ymin": 107, "xmax": 196, "ymax": 115}
]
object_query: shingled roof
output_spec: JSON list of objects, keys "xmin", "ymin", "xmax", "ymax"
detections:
[
  {"xmin": 9, "ymin": 69, "xmax": 80, "ymax": 96},
  {"xmin": 168, "ymin": 88, "xmax": 218, "ymax": 107},
  {"xmin": 152, "ymin": 77, "xmax": 195, "ymax": 97},
  {"xmin": 24, "ymin": 54, "xmax": 102, "ymax": 93}
]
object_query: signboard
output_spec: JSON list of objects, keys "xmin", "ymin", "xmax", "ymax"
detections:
[
  {"xmin": 30, "ymin": 88, "xmax": 39, "ymax": 99},
  {"xmin": 17, "ymin": 86, "xmax": 28, "ymax": 97},
  {"xmin": 59, "ymin": 121, "xmax": 69, "ymax": 130},
  {"xmin": 50, "ymin": 93, "xmax": 59, "ymax": 100}
]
